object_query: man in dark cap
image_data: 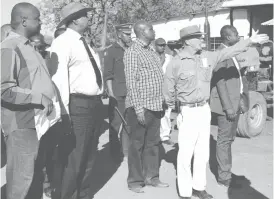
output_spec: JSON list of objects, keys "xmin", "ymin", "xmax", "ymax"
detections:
[
  {"xmin": 50, "ymin": 2, "xmax": 104, "ymax": 199},
  {"xmin": 104, "ymin": 23, "xmax": 132, "ymax": 161},
  {"xmin": 163, "ymin": 25, "xmax": 268, "ymax": 199}
]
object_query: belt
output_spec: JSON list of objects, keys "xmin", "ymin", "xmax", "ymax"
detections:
[
  {"xmin": 70, "ymin": 93, "xmax": 101, "ymax": 100},
  {"xmin": 180, "ymin": 100, "xmax": 208, "ymax": 108}
]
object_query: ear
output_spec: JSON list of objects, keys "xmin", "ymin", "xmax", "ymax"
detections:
[{"xmin": 21, "ymin": 17, "xmax": 27, "ymax": 27}]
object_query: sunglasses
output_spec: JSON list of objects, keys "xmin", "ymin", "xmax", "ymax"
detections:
[{"xmin": 157, "ymin": 44, "xmax": 166, "ymax": 47}]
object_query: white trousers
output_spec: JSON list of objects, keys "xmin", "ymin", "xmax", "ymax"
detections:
[
  {"xmin": 177, "ymin": 103, "xmax": 211, "ymax": 197},
  {"xmin": 160, "ymin": 108, "xmax": 172, "ymax": 141}
]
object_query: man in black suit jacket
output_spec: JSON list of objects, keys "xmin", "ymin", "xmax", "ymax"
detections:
[{"xmin": 210, "ymin": 25, "xmax": 248, "ymax": 188}]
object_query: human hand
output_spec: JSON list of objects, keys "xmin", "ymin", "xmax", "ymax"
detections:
[
  {"xmin": 41, "ymin": 94, "xmax": 53, "ymax": 116},
  {"xmin": 136, "ymin": 110, "xmax": 146, "ymax": 126},
  {"xmin": 225, "ymin": 109, "xmax": 237, "ymax": 122},
  {"xmin": 250, "ymin": 30, "xmax": 269, "ymax": 44}
]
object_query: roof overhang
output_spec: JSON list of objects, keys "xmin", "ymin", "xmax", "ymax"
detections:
[
  {"xmin": 222, "ymin": 0, "xmax": 274, "ymax": 8},
  {"xmin": 262, "ymin": 19, "xmax": 274, "ymax": 26}
]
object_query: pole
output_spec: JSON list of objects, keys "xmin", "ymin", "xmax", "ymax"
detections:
[{"xmin": 204, "ymin": 0, "xmax": 211, "ymax": 51}]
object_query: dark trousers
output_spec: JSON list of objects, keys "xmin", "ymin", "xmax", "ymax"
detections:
[
  {"xmin": 108, "ymin": 96, "xmax": 129, "ymax": 157},
  {"xmin": 60, "ymin": 95, "xmax": 103, "ymax": 199},
  {"xmin": 126, "ymin": 107, "xmax": 161, "ymax": 188},
  {"xmin": 216, "ymin": 113, "xmax": 240, "ymax": 182}
]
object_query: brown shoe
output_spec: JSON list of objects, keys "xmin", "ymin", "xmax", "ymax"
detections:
[
  {"xmin": 129, "ymin": 187, "xmax": 145, "ymax": 193},
  {"xmin": 145, "ymin": 179, "xmax": 169, "ymax": 188},
  {"xmin": 192, "ymin": 190, "xmax": 213, "ymax": 199}
]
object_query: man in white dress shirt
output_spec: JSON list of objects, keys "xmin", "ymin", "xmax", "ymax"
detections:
[
  {"xmin": 154, "ymin": 38, "xmax": 174, "ymax": 145},
  {"xmin": 50, "ymin": 3, "xmax": 104, "ymax": 199}
]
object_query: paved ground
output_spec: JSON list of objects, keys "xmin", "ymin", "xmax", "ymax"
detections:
[{"xmin": 1, "ymin": 100, "xmax": 273, "ymax": 199}]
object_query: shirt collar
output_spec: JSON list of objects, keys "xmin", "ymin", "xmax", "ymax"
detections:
[
  {"xmin": 66, "ymin": 28, "xmax": 82, "ymax": 40},
  {"xmin": 135, "ymin": 38, "xmax": 152, "ymax": 50},
  {"xmin": 7, "ymin": 31, "xmax": 30, "ymax": 45},
  {"xmin": 178, "ymin": 50, "xmax": 195, "ymax": 59},
  {"xmin": 221, "ymin": 43, "xmax": 228, "ymax": 48}
]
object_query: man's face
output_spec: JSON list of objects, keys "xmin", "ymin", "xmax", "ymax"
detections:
[
  {"xmin": 77, "ymin": 12, "xmax": 92, "ymax": 32},
  {"xmin": 155, "ymin": 42, "xmax": 166, "ymax": 54},
  {"xmin": 25, "ymin": 9, "xmax": 41, "ymax": 37},
  {"xmin": 228, "ymin": 29, "xmax": 240, "ymax": 46},
  {"xmin": 143, "ymin": 24, "xmax": 155, "ymax": 41},
  {"xmin": 186, "ymin": 36, "xmax": 204, "ymax": 52},
  {"xmin": 119, "ymin": 32, "xmax": 132, "ymax": 46}
]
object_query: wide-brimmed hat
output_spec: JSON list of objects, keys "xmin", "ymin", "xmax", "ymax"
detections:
[
  {"xmin": 179, "ymin": 25, "xmax": 206, "ymax": 40},
  {"xmin": 57, "ymin": 2, "xmax": 93, "ymax": 28}
]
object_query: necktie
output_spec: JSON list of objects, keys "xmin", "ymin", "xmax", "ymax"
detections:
[{"xmin": 80, "ymin": 37, "xmax": 102, "ymax": 89}]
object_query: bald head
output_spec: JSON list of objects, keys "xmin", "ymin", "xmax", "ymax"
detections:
[
  {"xmin": 1, "ymin": 24, "xmax": 12, "ymax": 42},
  {"xmin": 11, "ymin": 3, "xmax": 41, "ymax": 38},
  {"xmin": 220, "ymin": 25, "xmax": 239, "ymax": 46},
  {"xmin": 133, "ymin": 20, "xmax": 155, "ymax": 42}
]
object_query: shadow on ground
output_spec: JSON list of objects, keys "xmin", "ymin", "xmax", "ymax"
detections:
[
  {"xmin": 88, "ymin": 142, "xmax": 122, "ymax": 198},
  {"xmin": 227, "ymin": 177, "xmax": 269, "ymax": 199}
]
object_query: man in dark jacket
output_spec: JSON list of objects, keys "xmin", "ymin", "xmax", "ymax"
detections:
[
  {"xmin": 104, "ymin": 24, "xmax": 132, "ymax": 161},
  {"xmin": 210, "ymin": 25, "xmax": 248, "ymax": 188}
]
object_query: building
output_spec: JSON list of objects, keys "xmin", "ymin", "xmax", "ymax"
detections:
[{"xmin": 149, "ymin": 0, "xmax": 273, "ymax": 51}]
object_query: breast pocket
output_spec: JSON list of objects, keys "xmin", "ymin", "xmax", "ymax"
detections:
[
  {"xmin": 178, "ymin": 71, "xmax": 196, "ymax": 88},
  {"xmin": 199, "ymin": 66, "xmax": 212, "ymax": 82}
]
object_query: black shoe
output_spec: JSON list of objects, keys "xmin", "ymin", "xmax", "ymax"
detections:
[
  {"xmin": 179, "ymin": 197, "xmax": 191, "ymax": 199},
  {"xmin": 129, "ymin": 187, "xmax": 145, "ymax": 193},
  {"xmin": 145, "ymin": 179, "xmax": 169, "ymax": 188},
  {"xmin": 162, "ymin": 139, "xmax": 175, "ymax": 145},
  {"xmin": 192, "ymin": 190, "xmax": 213, "ymax": 199}
]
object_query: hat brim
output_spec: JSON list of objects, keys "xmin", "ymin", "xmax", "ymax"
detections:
[
  {"xmin": 57, "ymin": 8, "xmax": 93, "ymax": 28},
  {"xmin": 180, "ymin": 32, "xmax": 206, "ymax": 40}
]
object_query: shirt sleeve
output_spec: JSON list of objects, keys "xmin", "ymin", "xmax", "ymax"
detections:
[
  {"xmin": 209, "ymin": 39, "xmax": 251, "ymax": 68},
  {"xmin": 124, "ymin": 50, "xmax": 143, "ymax": 114},
  {"xmin": 1, "ymin": 48, "xmax": 42, "ymax": 105},
  {"xmin": 50, "ymin": 40, "xmax": 71, "ymax": 115},
  {"xmin": 103, "ymin": 47, "xmax": 114, "ymax": 81},
  {"xmin": 163, "ymin": 60, "xmax": 176, "ymax": 109}
]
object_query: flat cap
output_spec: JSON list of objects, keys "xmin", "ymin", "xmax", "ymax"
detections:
[{"xmin": 115, "ymin": 23, "xmax": 133, "ymax": 34}]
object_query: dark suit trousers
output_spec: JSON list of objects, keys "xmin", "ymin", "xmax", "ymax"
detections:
[
  {"xmin": 60, "ymin": 95, "xmax": 103, "ymax": 199},
  {"xmin": 216, "ymin": 113, "xmax": 240, "ymax": 182},
  {"xmin": 126, "ymin": 107, "xmax": 161, "ymax": 188},
  {"xmin": 108, "ymin": 96, "xmax": 129, "ymax": 157}
]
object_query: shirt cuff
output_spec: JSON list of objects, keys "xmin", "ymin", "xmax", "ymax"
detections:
[{"xmin": 31, "ymin": 92, "xmax": 43, "ymax": 104}]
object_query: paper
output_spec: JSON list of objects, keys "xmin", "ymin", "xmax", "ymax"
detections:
[{"xmin": 34, "ymin": 98, "xmax": 61, "ymax": 140}]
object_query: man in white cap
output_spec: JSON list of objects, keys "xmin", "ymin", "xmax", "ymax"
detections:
[
  {"xmin": 50, "ymin": 2, "xmax": 104, "ymax": 199},
  {"xmin": 163, "ymin": 25, "xmax": 268, "ymax": 199}
]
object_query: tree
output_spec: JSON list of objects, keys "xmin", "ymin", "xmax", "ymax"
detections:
[{"xmin": 38, "ymin": 0, "xmax": 226, "ymax": 46}]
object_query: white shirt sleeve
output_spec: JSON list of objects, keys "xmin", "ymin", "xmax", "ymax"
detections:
[{"xmin": 50, "ymin": 39, "xmax": 71, "ymax": 116}]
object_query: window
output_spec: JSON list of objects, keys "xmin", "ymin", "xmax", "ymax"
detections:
[{"xmin": 210, "ymin": 37, "xmax": 222, "ymax": 51}]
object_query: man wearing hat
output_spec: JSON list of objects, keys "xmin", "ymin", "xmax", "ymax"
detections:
[
  {"xmin": 104, "ymin": 23, "xmax": 132, "ymax": 161},
  {"xmin": 50, "ymin": 2, "xmax": 104, "ymax": 199},
  {"xmin": 163, "ymin": 25, "xmax": 268, "ymax": 199},
  {"xmin": 154, "ymin": 38, "xmax": 174, "ymax": 145}
]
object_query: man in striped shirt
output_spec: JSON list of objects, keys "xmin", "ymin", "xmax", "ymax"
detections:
[{"xmin": 124, "ymin": 21, "xmax": 169, "ymax": 193}]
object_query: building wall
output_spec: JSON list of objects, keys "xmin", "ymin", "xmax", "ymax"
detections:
[{"xmin": 151, "ymin": 9, "xmax": 231, "ymax": 42}]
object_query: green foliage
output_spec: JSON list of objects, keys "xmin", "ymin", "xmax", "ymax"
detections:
[{"xmin": 38, "ymin": 0, "xmax": 226, "ymax": 45}]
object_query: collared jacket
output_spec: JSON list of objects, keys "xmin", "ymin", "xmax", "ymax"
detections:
[
  {"xmin": 210, "ymin": 44, "xmax": 248, "ymax": 115},
  {"xmin": 163, "ymin": 39, "xmax": 251, "ymax": 109},
  {"xmin": 104, "ymin": 42, "xmax": 127, "ymax": 97}
]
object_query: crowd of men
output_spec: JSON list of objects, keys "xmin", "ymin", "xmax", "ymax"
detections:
[{"xmin": 0, "ymin": 2, "xmax": 269, "ymax": 199}]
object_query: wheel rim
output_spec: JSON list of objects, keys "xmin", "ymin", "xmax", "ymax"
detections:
[{"xmin": 249, "ymin": 103, "xmax": 263, "ymax": 129}]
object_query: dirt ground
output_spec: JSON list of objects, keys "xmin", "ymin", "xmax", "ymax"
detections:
[{"xmin": 1, "ymin": 100, "xmax": 273, "ymax": 199}]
